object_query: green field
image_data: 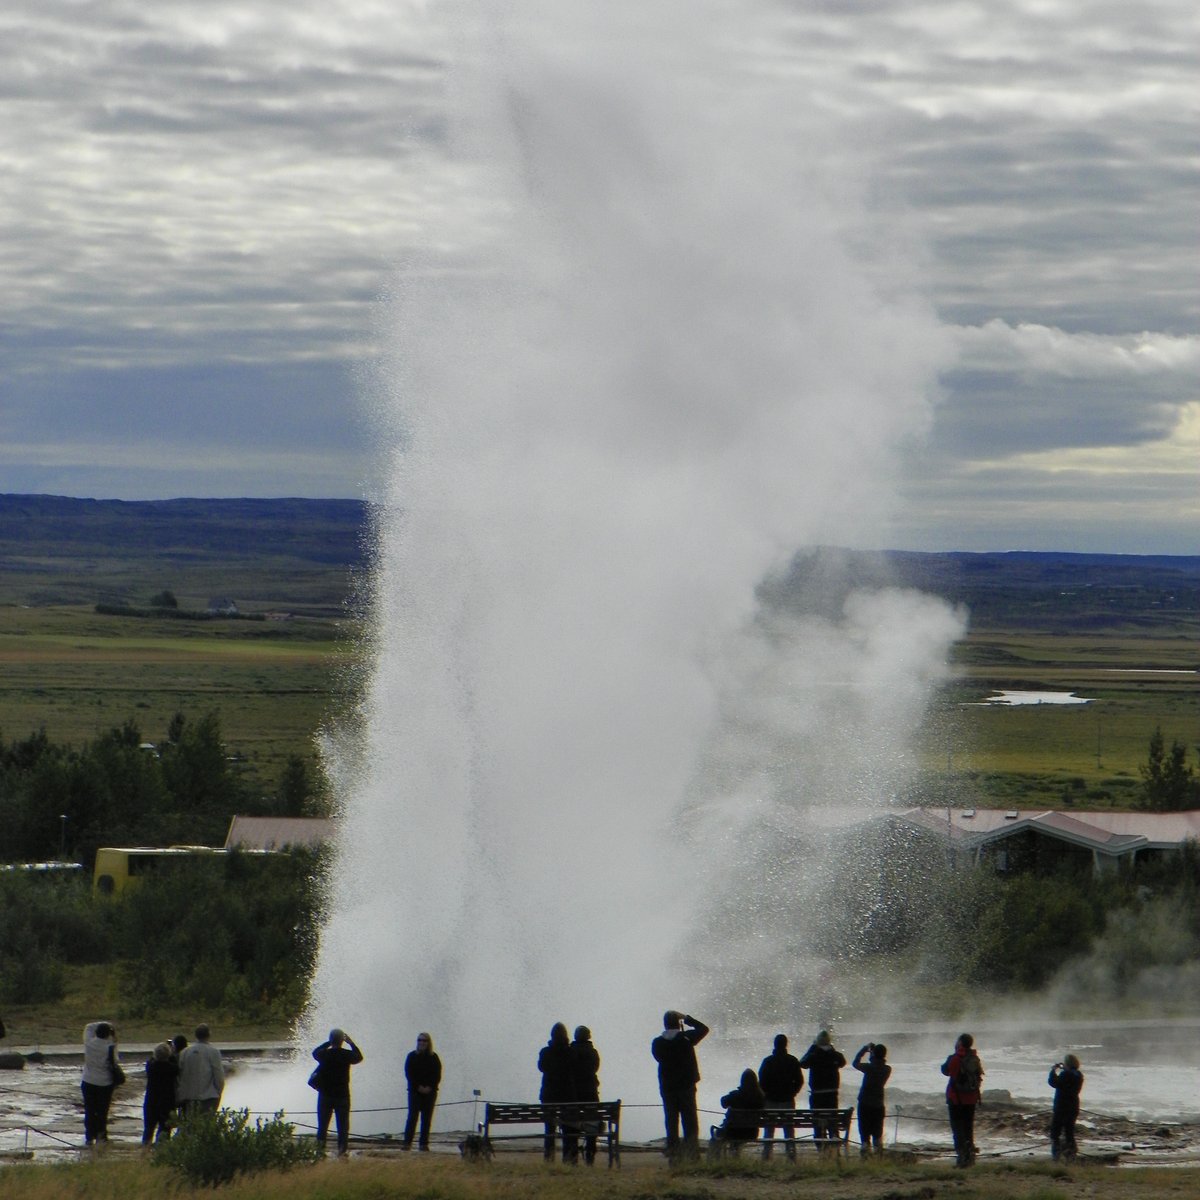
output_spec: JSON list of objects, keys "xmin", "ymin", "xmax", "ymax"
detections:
[
  {"xmin": 2, "ymin": 604, "xmax": 1195, "ymax": 808},
  {"xmin": 0, "ymin": 603, "xmax": 363, "ymax": 792},
  {"xmin": 921, "ymin": 630, "xmax": 1199, "ymax": 808}
]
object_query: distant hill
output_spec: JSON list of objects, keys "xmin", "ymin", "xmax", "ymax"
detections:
[
  {"xmin": 0, "ymin": 494, "xmax": 371, "ymax": 612},
  {"xmin": 768, "ymin": 546, "xmax": 1200, "ymax": 633},
  {"xmin": 2, "ymin": 495, "xmax": 1197, "ymax": 630}
]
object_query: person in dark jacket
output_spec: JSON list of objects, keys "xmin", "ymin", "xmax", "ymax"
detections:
[
  {"xmin": 1047, "ymin": 1054, "xmax": 1084, "ymax": 1161},
  {"xmin": 941, "ymin": 1032, "xmax": 984, "ymax": 1168},
  {"xmin": 142, "ymin": 1041, "xmax": 179, "ymax": 1145},
  {"xmin": 651, "ymin": 1010, "xmax": 710, "ymax": 1162},
  {"xmin": 798, "ymin": 1030, "xmax": 846, "ymax": 1144},
  {"xmin": 715, "ymin": 1068, "xmax": 765, "ymax": 1150},
  {"xmin": 403, "ymin": 1032, "xmax": 442, "ymax": 1151},
  {"xmin": 758, "ymin": 1033, "xmax": 803, "ymax": 1159},
  {"xmin": 312, "ymin": 1028, "xmax": 363, "ymax": 1156},
  {"xmin": 851, "ymin": 1042, "xmax": 892, "ymax": 1155},
  {"xmin": 570, "ymin": 1025, "xmax": 601, "ymax": 1165},
  {"xmin": 538, "ymin": 1022, "xmax": 578, "ymax": 1162}
]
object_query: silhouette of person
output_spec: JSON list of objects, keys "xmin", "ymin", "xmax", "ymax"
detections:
[
  {"xmin": 570, "ymin": 1025, "xmax": 601, "ymax": 1165},
  {"xmin": 941, "ymin": 1032, "xmax": 984, "ymax": 1167},
  {"xmin": 799, "ymin": 1030, "xmax": 846, "ymax": 1144},
  {"xmin": 651, "ymin": 1010, "xmax": 710, "ymax": 1162},
  {"xmin": 758, "ymin": 1032, "xmax": 803, "ymax": 1159},
  {"xmin": 715, "ymin": 1067, "xmax": 765, "ymax": 1151},
  {"xmin": 851, "ymin": 1042, "xmax": 891, "ymax": 1155},
  {"xmin": 1048, "ymin": 1054, "xmax": 1083, "ymax": 1161},
  {"xmin": 537, "ymin": 1022, "xmax": 578, "ymax": 1162},
  {"xmin": 311, "ymin": 1028, "xmax": 363, "ymax": 1156},
  {"xmin": 403, "ymin": 1032, "xmax": 441, "ymax": 1151},
  {"xmin": 142, "ymin": 1041, "xmax": 179, "ymax": 1144}
]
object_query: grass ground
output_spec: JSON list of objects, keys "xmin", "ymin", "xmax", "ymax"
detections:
[
  {"xmin": 2, "ymin": 1152, "xmax": 1198, "ymax": 1200},
  {"xmin": 919, "ymin": 630, "xmax": 1199, "ymax": 807},
  {"xmin": 1, "ymin": 965, "xmax": 288, "ymax": 1047},
  {"xmin": 0, "ymin": 604, "xmax": 363, "ymax": 790}
]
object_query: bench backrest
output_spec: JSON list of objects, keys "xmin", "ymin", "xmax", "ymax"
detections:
[
  {"xmin": 724, "ymin": 1107, "xmax": 852, "ymax": 1133},
  {"xmin": 484, "ymin": 1100, "xmax": 620, "ymax": 1127}
]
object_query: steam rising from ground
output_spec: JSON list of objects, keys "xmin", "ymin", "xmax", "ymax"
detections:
[{"xmin": 309, "ymin": 3, "xmax": 962, "ymax": 1116}]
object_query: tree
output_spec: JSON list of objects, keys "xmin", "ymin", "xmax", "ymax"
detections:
[
  {"xmin": 276, "ymin": 755, "xmax": 315, "ymax": 816},
  {"xmin": 1139, "ymin": 727, "xmax": 1198, "ymax": 812},
  {"xmin": 149, "ymin": 589, "xmax": 179, "ymax": 608}
]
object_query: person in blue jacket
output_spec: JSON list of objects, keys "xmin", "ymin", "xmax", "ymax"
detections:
[{"xmin": 1047, "ymin": 1054, "xmax": 1084, "ymax": 1161}]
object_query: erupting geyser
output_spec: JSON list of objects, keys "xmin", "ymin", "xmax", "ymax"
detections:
[{"xmin": 307, "ymin": 1, "xmax": 963, "ymax": 1126}]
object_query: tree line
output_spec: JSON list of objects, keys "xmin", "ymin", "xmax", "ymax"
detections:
[
  {"xmin": 0, "ymin": 711, "xmax": 326, "ymax": 868},
  {"xmin": 0, "ymin": 847, "xmax": 325, "ymax": 1019}
]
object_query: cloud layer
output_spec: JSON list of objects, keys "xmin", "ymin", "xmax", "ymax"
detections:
[{"xmin": 1, "ymin": 0, "xmax": 1195, "ymax": 549}]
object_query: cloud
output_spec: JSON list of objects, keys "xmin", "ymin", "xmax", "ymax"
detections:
[{"xmin": 0, "ymin": 0, "xmax": 1195, "ymax": 548}]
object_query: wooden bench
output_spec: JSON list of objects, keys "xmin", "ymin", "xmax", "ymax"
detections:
[
  {"xmin": 708, "ymin": 1107, "xmax": 853, "ymax": 1157},
  {"xmin": 470, "ymin": 1100, "xmax": 621, "ymax": 1166}
]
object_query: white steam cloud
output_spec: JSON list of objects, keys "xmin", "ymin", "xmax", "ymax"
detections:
[{"xmin": 309, "ymin": 1, "xmax": 962, "ymax": 1129}]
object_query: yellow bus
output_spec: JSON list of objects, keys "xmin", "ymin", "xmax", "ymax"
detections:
[{"xmin": 92, "ymin": 846, "xmax": 226, "ymax": 896}]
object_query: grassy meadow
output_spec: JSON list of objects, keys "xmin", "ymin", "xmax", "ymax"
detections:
[
  {"xmin": 3, "ymin": 1152, "xmax": 1199, "ymax": 1200},
  {"xmin": 1, "ymin": 589, "xmax": 1194, "ymax": 813},
  {"xmin": 0, "ymin": 602, "xmax": 363, "ymax": 794}
]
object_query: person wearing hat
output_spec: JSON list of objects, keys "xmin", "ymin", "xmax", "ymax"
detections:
[
  {"xmin": 799, "ymin": 1030, "xmax": 846, "ymax": 1145},
  {"xmin": 650, "ymin": 1010, "xmax": 710, "ymax": 1162},
  {"xmin": 570, "ymin": 1025, "xmax": 601, "ymax": 1165}
]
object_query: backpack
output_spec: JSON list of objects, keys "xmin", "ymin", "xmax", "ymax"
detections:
[{"xmin": 955, "ymin": 1052, "xmax": 981, "ymax": 1094}]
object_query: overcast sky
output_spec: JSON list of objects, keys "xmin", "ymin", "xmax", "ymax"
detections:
[{"xmin": 2, "ymin": 1, "xmax": 1196, "ymax": 553}]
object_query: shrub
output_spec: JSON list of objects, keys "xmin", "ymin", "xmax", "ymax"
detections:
[{"xmin": 154, "ymin": 1108, "xmax": 321, "ymax": 1186}]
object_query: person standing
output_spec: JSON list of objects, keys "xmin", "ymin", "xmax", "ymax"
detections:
[
  {"xmin": 1048, "ymin": 1054, "xmax": 1084, "ymax": 1161},
  {"xmin": 142, "ymin": 1041, "xmax": 180, "ymax": 1145},
  {"xmin": 402, "ymin": 1032, "xmax": 441, "ymax": 1151},
  {"xmin": 570, "ymin": 1025, "xmax": 601, "ymax": 1165},
  {"xmin": 537, "ymin": 1022, "xmax": 578, "ymax": 1162},
  {"xmin": 851, "ymin": 1042, "xmax": 892, "ymax": 1156},
  {"xmin": 758, "ymin": 1032, "xmax": 803, "ymax": 1159},
  {"xmin": 177, "ymin": 1024, "xmax": 225, "ymax": 1118},
  {"xmin": 799, "ymin": 1030, "xmax": 846, "ymax": 1145},
  {"xmin": 941, "ymin": 1032, "xmax": 984, "ymax": 1167},
  {"xmin": 81, "ymin": 1021, "xmax": 122, "ymax": 1146},
  {"xmin": 651, "ymin": 1010, "xmax": 710, "ymax": 1162},
  {"xmin": 312, "ymin": 1028, "xmax": 363, "ymax": 1157}
]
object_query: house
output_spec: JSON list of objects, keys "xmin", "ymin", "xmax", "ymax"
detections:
[
  {"xmin": 223, "ymin": 815, "xmax": 336, "ymax": 852},
  {"xmin": 207, "ymin": 596, "xmax": 239, "ymax": 615},
  {"xmin": 881, "ymin": 806, "xmax": 1200, "ymax": 875}
]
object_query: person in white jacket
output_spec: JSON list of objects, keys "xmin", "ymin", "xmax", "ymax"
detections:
[
  {"xmin": 177, "ymin": 1023, "xmax": 225, "ymax": 1117},
  {"xmin": 81, "ymin": 1021, "xmax": 122, "ymax": 1144}
]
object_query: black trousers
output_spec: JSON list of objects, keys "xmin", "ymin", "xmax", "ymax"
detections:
[
  {"xmin": 857, "ymin": 1103, "xmax": 885, "ymax": 1150},
  {"xmin": 81, "ymin": 1081, "xmax": 114, "ymax": 1144},
  {"xmin": 947, "ymin": 1101, "xmax": 977, "ymax": 1165},
  {"xmin": 660, "ymin": 1086, "xmax": 700, "ymax": 1160},
  {"xmin": 317, "ymin": 1090, "xmax": 351, "ymax": 1154},
  {"xmin": 404, "ymin": 1090, "xmax": 437, "ymax": 1149},
  {"xmin": 1050, "ymin": 1106, "xmax": 1078, "ymax": 1159}
]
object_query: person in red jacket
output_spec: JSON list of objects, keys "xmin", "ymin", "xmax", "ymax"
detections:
[{"xmin": 941, "ymin": 1032, "xmax": 984, "ymax": 1167}]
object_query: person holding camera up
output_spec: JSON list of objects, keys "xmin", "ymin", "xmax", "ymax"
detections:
[
  {"xmin": 1047, "ymin": 1054, "xmax": 1084, "ymax": 1161},
  {"xmin": 651, "ymin": 1010, "xmax": 710, "ymax": 1162},
  {"xmin": 851, "ymin": 1042, "xmax": 892, "ymax": 1156}
]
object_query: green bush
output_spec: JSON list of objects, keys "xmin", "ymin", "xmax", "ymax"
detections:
[{"xmin": 153, "ymin": 1108, "xmax": 321, "ymax": 1186}]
